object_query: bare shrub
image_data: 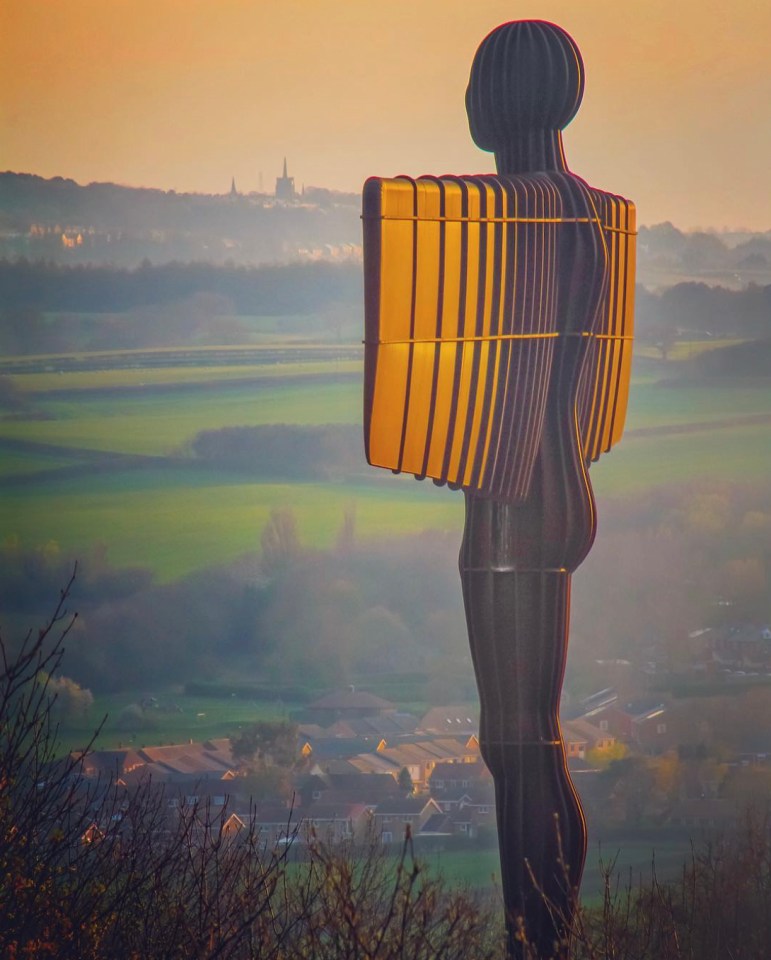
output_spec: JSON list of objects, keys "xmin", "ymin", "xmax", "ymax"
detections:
[
  {"xmin": 5, "ymin": 575, "xmax": 770, "ymax": 959},
  {"xmin": 0, "ymin": 573, "xmax": 504, "ymax": 959}
]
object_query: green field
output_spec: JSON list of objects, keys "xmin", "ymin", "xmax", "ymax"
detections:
[
  {"xmin": 2, "ymin": 346, "xmax": 770, "ymax": 579},
  {"xmin": 416, "ymin": 834, "xmax": 693, "ymax": 899},
  {"xmin": 623, "ymin": 380, "xmax": 771, "ymax": 429},
  {"xmin": 0, "ymin": 379, "xmax": 362, "ymax": 455},
  {"xmin": 13, "ymin": 360, "xmax": 363, "ymax": 393},
  {"xmin": 592, "ymin": 420, "xmax": 771, "ymax": 494},
  {"xmin": 56, "ymin": 688, "xmax": 298, "ymax": 754},
  {"xmin": 0, "ymin": 472, "xmax": 463, "ymax": 578}
]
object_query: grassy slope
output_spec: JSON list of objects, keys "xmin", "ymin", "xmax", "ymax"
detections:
[
  {"xmin": 0, "ymin": 380, "xmax": 363, "ymax": 455},
  {"xmin": 0, "ymin": 474, "xmax": 463, "ymax": 579},
  {"xmin": 2, "ymin": 349, "xmax": 770, "ymax": 579}
]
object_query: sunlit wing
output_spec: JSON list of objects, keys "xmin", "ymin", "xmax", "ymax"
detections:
[
  {"xmin": 578, "ymin": 191, "xmax": 636, "ymax": 461},
  {"xmin": 363, "ymin": 174, "xmax": 564, "ymax": 501}
]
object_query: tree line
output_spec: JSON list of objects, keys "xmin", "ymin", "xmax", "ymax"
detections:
[
  {"xmin": 190, "ymin": 423, "xmax": 364, "ymax": 480},
  {"xmin": 0, "ymin": 258, "xmax": 361, "ymax": 315},
  {"xmin": 635, "ymin": 281, "xmax": 771, "ymax": 342},
  {"xmin": 2, "ymin": 255, "xmax": 770, "ymax": 363}
]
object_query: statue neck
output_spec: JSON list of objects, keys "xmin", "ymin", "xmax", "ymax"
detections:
[{"xmin": 494, "ymin": 130, "xmax": 569, "ymax": 174}]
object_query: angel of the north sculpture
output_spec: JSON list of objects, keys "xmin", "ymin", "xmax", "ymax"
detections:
[{"xmin": 363, "ymin": 19, "xmax": 636, "ymax": 960}]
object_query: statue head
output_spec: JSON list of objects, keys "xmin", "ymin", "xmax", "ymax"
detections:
[{"xmin": 466, "ymin": 20, "xmax": 584, "ymax": 155}]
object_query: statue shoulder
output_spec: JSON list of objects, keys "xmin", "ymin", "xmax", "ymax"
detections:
[{"xmin": 585, "ymin": 185, "xmax": 637, "ymax": 233}]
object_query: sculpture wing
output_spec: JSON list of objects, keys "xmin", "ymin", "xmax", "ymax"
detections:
[
  {"xmin": 363, "ymin": 174, "xmax": 562, "ymax": 501},
  {"xmin": 578, "ymin": 191, "xmax": 636, "ymax": 461}
]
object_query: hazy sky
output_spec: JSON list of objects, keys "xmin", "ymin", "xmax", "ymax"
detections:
[{"xmin": 3, "ymin": 0, "xmax": 770, "ymax": 230}]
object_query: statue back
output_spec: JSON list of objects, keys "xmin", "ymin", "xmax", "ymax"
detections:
[{"xmin": 363, "ymin": 171, "xmax": 635, "ymax": 501}]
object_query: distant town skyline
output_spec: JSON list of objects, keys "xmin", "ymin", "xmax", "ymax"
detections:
[{"xmin": 2, "ymin": 0, "xmax": 770, "ymax": 231}]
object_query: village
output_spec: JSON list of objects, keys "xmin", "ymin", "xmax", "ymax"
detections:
[{"xmin": 70, "ymin": 619, "xmax": 771, "ymax": 852}]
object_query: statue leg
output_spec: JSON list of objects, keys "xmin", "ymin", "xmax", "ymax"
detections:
[
  {"xmin": 488, "ymin": 743, "xmax": 585, "ymax": 957},
  {"xmin": 461, "ymin": 500, "xmax": 586, "ymax": 959}
]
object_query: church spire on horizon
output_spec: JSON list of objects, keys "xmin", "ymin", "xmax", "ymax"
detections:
[{"xmin": 275, "ymin": 157, "xmax": 295, "ymax": 201}]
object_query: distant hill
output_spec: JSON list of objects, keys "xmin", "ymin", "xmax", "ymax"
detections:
[
  {"xmin": 0, "ymin": 172, "xmax": 360, "ymax": 228},
  {"xmin": 0, "ymin": 172, "xmax": 361, "ymax": 267},
  {"xmin": 637, "ymin": 222, "xmax": 771, "ymax": 288},
  {"xmin": 1, "ymin": 172, "xmax": 770, "ymax": 285}
]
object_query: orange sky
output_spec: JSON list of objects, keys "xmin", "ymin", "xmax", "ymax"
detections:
[{"xmin": 2, "ymin": 0, "xmax": 770, "ymax": 230}]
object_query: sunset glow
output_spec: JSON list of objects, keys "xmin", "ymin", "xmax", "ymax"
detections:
[{"xmin": 2, "ymin": 1, "xmax": 770, "ymax": 228}]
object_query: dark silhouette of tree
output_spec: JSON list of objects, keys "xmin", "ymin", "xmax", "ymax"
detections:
[
  {"xmin": 398, "ymin": 766, "xmax": 414, "ymax": 796},
  {"xmin": 230, "ymin": 719, "xmax": 299, "ymax": 771}
]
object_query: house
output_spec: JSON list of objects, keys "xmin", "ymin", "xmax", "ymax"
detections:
[
  {"xmin": 570, "ymin": 687, "xmax": 618, "ymax": 720},
  {"xmin": 76, "ymin": 739, "xmax": 248, "ymax": 818},
  {"xmin": 298, "ymin": 802, "xmax": 374, "ymax": 844},
  {"xmin": 305, "ymin": 690, "xmax": 397, "ymax": 724},
  {"xmin": 76, "ymin": 748, "xmax": 145, "ymax": 781},
  {"xmin": 321, "ymin": 713, "xmax": 418, "ymax": 740},
  {"xmin": 669, "ymin": 798, "xmax": 738, "ymax": 830},
  {"xmin": 417, "ymin": 705, "xmax": 479, "ymax": 736},
  {"xmin": 562, "ymin": 724, "xmax": 588, "ymax": 762},
  {"xmin": 581, "ymin": 699, "xmax": 672, "ymax": 754},
  {"xmin": 370, "ymin": 797, "xmax": 444, "ymax": 843},
  {"xmin": 432, "ymin": 788, "xmax": 473, "ymax": 814},
  {"xmin": 420, "ymin": 812, "xmax": 454, "ymax": 836},
  {"xmin": 297, "ymin": 736, "xmax": 372, "ymax": 763},
  {"xmin": 447, "ymin": 801, "xmax": 496, "ymax": 840},
  {"xmin": 561, "ymin": 719, "xmax": 617, "ymax": 760},
  {"xmin": 710, "ymin": 624, "xmax": 771, "ymax": 670},
  {"xmin": 221, "ymin": 812, "xmax": 248, "ymax": 839},
  {"xmin": 428, "ymin": 762, "xmax": 496, "ymax": 838},
  {"xmin": 346, "ymin": 750, "xmax": 407, "ymax": 780},
  {"xmin": 135, "ymin": 739, "xmax": 237, "ymax": 782},
  {"xmin": 628, "ymin": 703, "xmax": 673, "ymax": 754},
  {"xmin": 348, "ymin": 736, "xmax": 481, "ymax": 792},
  {"xmin": 81, "ymin": 822, "xmax": 106, "ymax": 844},
  {"xmin": 297, "ymin": 768, "xmax": 403, "ymax": 807},
  {"xmin": 428, "ymin": 758, "xmax": 491, "ymax": 800},
  {"xmin": 244, "ymin": 803, "xmax": 301, "ymax": 846}
]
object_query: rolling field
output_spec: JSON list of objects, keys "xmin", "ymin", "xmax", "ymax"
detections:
[
  {"xmin": 0, "ymin": 378, "xmax": 363, "ymax": 455},
  {"xmin": 2, "ymin": 347, "xmax": 770, "ymax": 580},
  {"xmin": 622, "ymin": 379, "xmax": 771, "ymax": 429},
  {"xmin": 592, "ymin": 420, "xmax": 771, "ymax": 494},
  {"xmin": 0, "ymin": 471, "xmax": 464, "ymax": 579}
]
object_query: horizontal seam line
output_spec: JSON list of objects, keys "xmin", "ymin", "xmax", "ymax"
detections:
[
  {"xmin": 481, "ymin": 739, "xmax": 562, "ymax": 746},
  {"xmin": 362, "ymin": 214, "xmax": 637, "ymax": 236},
  {"xmin": 459, "ymin": 567, "xmax": 569, "ymax": 573},
  {"xmin": 366, "ymin": 333, "xmax": 634, "ymax": 344}
]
